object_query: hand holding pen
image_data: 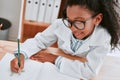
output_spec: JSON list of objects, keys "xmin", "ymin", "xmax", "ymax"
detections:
[{"xmin": 10, "ymin": 39, "xmax": 25, "ymax": 73}]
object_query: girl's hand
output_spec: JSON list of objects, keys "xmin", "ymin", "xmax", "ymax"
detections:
[
  {"xmin": 10, "ymin": 54, "xmax": 25, "ymax": 73},
  {"xmin": 30, "ymin": 52, "xmax": 58, "ymax": 64}
]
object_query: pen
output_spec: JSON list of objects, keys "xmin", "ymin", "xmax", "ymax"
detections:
[
  {"xmin": 10, "ymin": 39, "xmax": 25, "ymax": 76},
  {"xmin": 17, "ymin": 38, "xmax": 20, "ymax": 67},
  {"xmin": 10, "ymin": 38, "xmax": 21, "ymax": 76}
]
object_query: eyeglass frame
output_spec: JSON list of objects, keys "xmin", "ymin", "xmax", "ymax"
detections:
[{"xmin": 62, "ymin": 14, "xmax": 98, "ymax": 30}]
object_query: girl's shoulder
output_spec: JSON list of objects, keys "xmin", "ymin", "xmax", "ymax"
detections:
[
  {"xmin": 96, "ymin": 25, "xmax": 109, "ymax": 34},
  {"xmin": 51, "ymin": 18, "xmax": 63, "ymax": 24},
  {"xmin": 89, "ymin": 25, "xmax": 111, "ymax": 46}
]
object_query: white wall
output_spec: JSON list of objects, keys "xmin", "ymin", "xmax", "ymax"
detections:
[{"xmin": 0, "ymin": 0, "xmax": 22, "ymax": 41}]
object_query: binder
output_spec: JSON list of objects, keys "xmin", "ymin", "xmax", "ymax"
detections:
[
  {"xmin": 25, "ymin": 0, "xmax": 34, "ymax": 20},
  {"xmin": 32, "ymin": 0, "xmax": 40, "ymax": 21},
  {"xmin": 118, "ymin": 0, "xmax": 120, "ymax": 4},
  {"xmin": 37, "ymin": 0, "xmax": 47, "ymax": 22},
  {"xmin": 44, "ymin": 0, "xmax": 54, "ymax": 23},
  {"xmin": 51, "ymin": 0, "xmax": 61, "ymax": 23}
]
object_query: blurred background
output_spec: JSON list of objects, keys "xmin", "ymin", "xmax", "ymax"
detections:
[
  {"xmin": 0, "ymin": 0, "xmax": 119, "ymax": 42},
  {"xmin": 0, "ymin": 0, "xmax": 22, "ymax": 41}
]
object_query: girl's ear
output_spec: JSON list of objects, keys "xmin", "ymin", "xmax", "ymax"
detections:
[{"xmin": 94, "ymin": 13, "xmax": 103, "ymax": 26}]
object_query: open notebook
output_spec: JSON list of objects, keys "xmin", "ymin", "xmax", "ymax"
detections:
[{"xmin": 0, "ymin": 53, "xmax": 79, "ymax": 80}]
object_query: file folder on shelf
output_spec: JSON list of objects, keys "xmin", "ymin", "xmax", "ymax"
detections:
[
  {"xmin": 51, "ymin": 0, "xmax": 61, "ymax": 23},
  {"xmin": 44, "ymin": 0, "xmax": 54, "ymax": 23},
  {"xmin": 25, "ymin": 0, "xmax": 34, "ymax": 20},
  {"xmin": 118, "ymin": 0, "xmax": 120, "ymax": 4},
  {"xmin": 32, "ymin": 0, "xmax": 40, "ymax": 21},
  {"xmin": 37, "ymin": 0, "xmax": 47, "ymax": 22}
]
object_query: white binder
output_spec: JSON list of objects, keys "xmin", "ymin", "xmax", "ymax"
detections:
[
  {"xmin": 37, "ymin": 0, "xmax": 47, "ymax": 22},
  {"xmin": 118, "ymin": 0, "xmax": 120, "ymax": 4},
  {"xmin": 44, "ymin": 0, "xmax": 54, "ymax": 23},
  {"xmin": 25, "ymin": 0, "xmax": 34, "ymax": 20},
  {"xmin": 32, "ymin": 0, "xmax": 40, "ymax": 21},
  {"xmin": 51, "ymin": 0, "xmax": 61, "ymax": 23}
]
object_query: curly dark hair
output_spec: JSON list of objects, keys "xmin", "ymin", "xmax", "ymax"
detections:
[{"xmin": 62, "ymin": 0, "xmax": 120, "ymax": 49}]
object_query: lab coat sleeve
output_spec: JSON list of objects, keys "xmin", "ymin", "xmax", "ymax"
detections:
[
  {"xmin": 17, "ymin": 21, "xmax": 58, "ymax": 58},
  {"xmin": 55, "ymin": 45, "xmax": 111, "ymax": 79}
]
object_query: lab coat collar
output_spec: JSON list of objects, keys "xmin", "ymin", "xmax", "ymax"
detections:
[
  {"xmin": 55, "ymin": 24, "xmax": 110, "ymax": 54},
  {"xmin": 76, "ymin": 25, "xmax": 111, "ymax": 54}
]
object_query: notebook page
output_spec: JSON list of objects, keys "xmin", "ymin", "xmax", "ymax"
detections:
[{"xmin": 0, "ymin": 53, "xmax": 43, "ymax": 80}]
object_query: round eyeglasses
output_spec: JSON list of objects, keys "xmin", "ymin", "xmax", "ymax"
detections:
[{"xmin": 62, "ymin": 14, "xmax": 97, "ymax": 30}]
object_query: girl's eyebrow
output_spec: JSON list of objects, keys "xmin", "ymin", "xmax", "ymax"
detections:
[
  {"xmin": 75, "ymin": 16, "xmax": 84, "ymax": 19},
  {"xmin": 67, "ymin": 16, "xmax": 85, "ymax": 21}
]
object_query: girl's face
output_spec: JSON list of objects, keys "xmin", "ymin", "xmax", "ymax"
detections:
[{"xmin": 66, "ymin": 5, "xmax": 102, "ymax": 39}]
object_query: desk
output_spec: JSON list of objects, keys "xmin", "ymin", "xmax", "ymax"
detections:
[
  {"xmin": 0, "ymin": 40, "xmax": 17, "ymax": 60},
  {"xmin": 0, "ymin": 40, "xmax": 120, "ymax": 80}
]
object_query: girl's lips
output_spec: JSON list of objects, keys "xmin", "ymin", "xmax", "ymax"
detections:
[{"xmin": 73, "ymin": 32, "xmax": 84, "ymax": 39}]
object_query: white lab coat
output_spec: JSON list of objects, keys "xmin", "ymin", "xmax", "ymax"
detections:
[{"xmin": 19, "ymin": 19, "xmax": 111, "ymax": 80}]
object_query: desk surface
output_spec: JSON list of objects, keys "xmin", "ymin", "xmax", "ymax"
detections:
[
  {"xmin": 0, "ymin": 40, "xmax": 17, "ymax": 60},
  {"xmin": 0, "ymin": 40, "xmax": 120, "ymax": 80}
]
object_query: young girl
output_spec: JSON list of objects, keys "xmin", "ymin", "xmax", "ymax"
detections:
[{"xmin": 11, "ymin": 0, "xmax": 120, "ymax": 79}]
